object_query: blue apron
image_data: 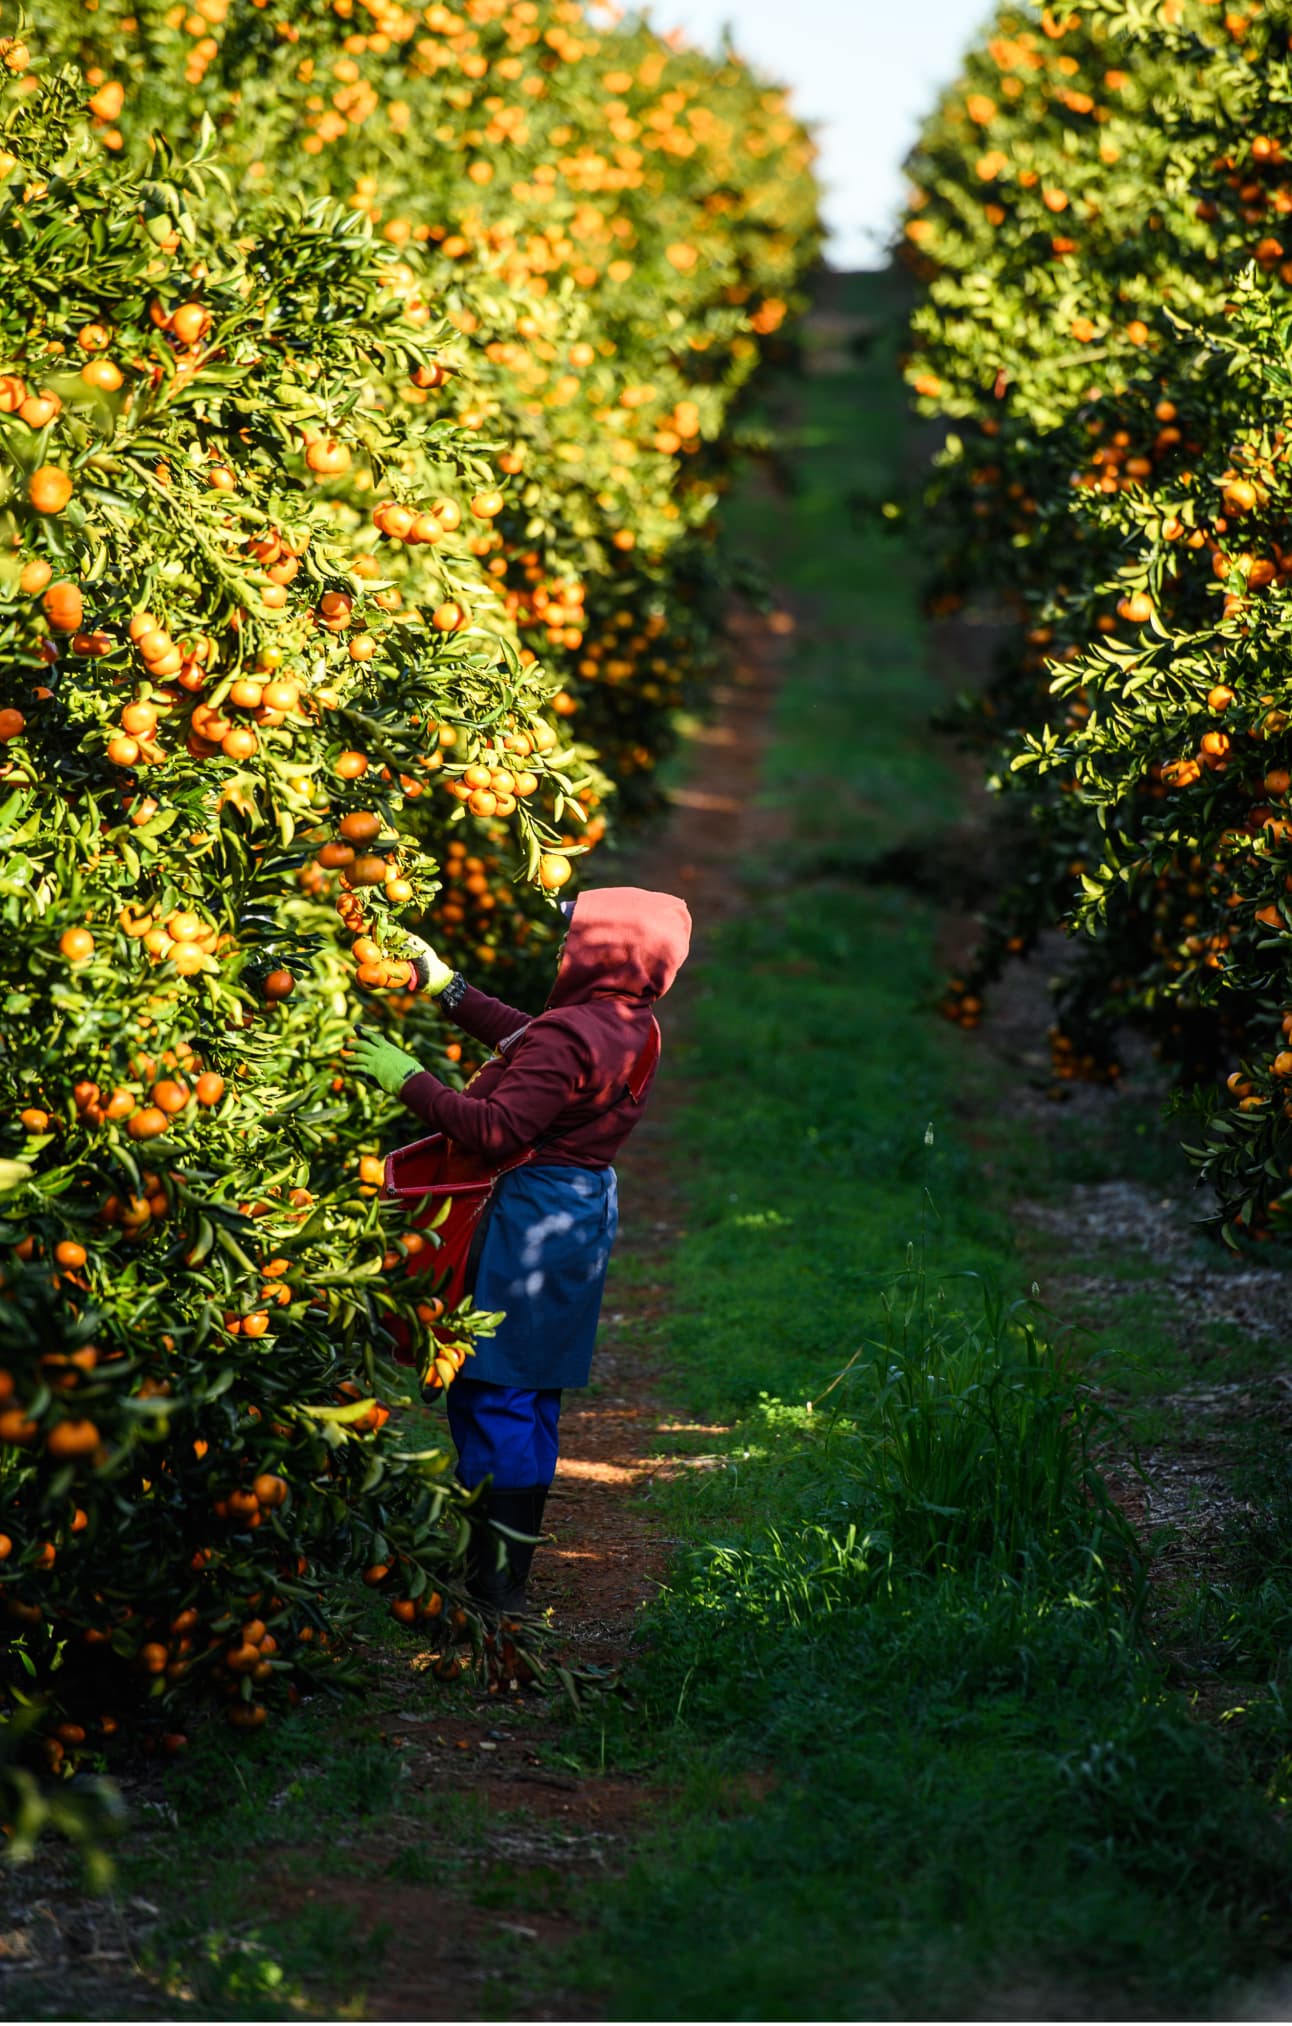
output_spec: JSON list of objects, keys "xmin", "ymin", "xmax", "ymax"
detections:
[{"xmin": 465, "ymin": 1162, "xmax": 619, "ymax": 1390}]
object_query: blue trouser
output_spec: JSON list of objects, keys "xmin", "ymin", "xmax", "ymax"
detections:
[{"xmin": 446, "ymin": 1376, "xmax": 563, "ymax": 1490}]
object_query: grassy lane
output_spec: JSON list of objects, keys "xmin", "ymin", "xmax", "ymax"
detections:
[{"xmin": 557, "ymin": 277, "xmax": 1292, "ymax": 2022}]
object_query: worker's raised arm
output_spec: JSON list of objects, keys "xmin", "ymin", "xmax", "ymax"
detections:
[{"xmin": 398, "ymin": 1018, "xmax": 588, "ymax": 1162}]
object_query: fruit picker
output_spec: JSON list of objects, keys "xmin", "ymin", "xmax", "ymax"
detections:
[{"xmin": 348, "ymin": 887, "xmax": 692, "ymax": 1623}]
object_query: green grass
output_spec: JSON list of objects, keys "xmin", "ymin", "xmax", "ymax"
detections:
[{"xmin": 553, "ymin": 274, "xmax": 1292, "ymax": 2021}]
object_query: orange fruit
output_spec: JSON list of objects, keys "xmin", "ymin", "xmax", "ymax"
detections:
[
  {"xmin": 194, "ymin": 1071, "xmax": 225, "ymax": 1106},
  {"xmin": 80, "ymin": 357, "xmax": 124, "ymax": 393},
  {"xmin": 59, "ymin": 927, "xmax": 95, "ymax": 963},
  {"xmin": 20, "ymin": 391, "xmax": 60, "ymax": 428},
  {"xmin": 53, "ymin": 1240, "xmax": 87, "ymax": 1268},
  {"xmin": 227, "ymin": 1703, "xmax": 267, "ymax": 1729},
  {"xmin": 537, "ymin": 854, "xmax": 572, "ymax": 891},
  {"xmin": 339, "ymin": 810, "xmax": 381, "ymax": 844},
  {"xmin": 29, "ymin": 466, "xmax": 74, "ymax": 515},
  {"xmin": 1117, "ymin": 592, "xmax": 1153, "ymax": 625},
  {"xmin": 127, "ymin": 1106, "xmax": 169, "ymax": 1140},
  {"xmin": 378, "ymin": 503, "xmax": 415, "ymax": 540},
  {"xmin": 306, "ymin": 438, "xmax": 350, "ymax": 475},
  {"xmin": 88, "ymin": 78, "xmax": 124, "ymax": 121},
  {"xmin": 0, "ymin": 708, "xmax": 25, "ymax": 741},
  {"xmin": 169, "ymin": 301, "xmax": 209, "ymax": 345},
  {"xmin": 42, "ymin": 581, "xmax": 83, "ymax": 633},
  {"xmin": 46, "ymin": 1418, "xmax": 100, "ymax": 1459},
  {"xmin": 263, "ymin": 969, "xmax": 295, "ymax": 1001}
]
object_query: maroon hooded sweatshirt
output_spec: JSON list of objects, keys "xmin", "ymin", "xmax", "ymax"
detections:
[{"xmin": 397, "ymin": 886, "xmax": 692, "ymax": 1169}]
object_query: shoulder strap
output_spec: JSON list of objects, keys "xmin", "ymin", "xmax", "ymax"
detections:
[{"xmin": 625, "ymin": 1017, "xmax": 661, "ymax": 1102}]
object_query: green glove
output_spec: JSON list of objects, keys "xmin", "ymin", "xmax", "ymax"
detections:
[
  {"xmin": 349, "ymin": 1028, "xmax": 425, "ymax": 1096},
  {"xmin": 400, "ymin": 930, "xmax": 455, "ymax": 997}
]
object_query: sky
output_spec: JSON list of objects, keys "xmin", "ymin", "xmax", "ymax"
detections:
[{"xmin": 642, "ymin": 0, "xmax": 994, "ymax": 268}]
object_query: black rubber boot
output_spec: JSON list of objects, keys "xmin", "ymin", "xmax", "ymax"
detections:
[{"xmin": 466, "ymin": 1484, "xmax": 549, "ymax": 1623}]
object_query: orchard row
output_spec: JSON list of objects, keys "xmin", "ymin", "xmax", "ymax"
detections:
[
  {"xmin": 905, "ymin": 0, "xmax": 1292, "ymax": 1241},
  {"xmin": 0, "ymin": 0, "xmax": 817, "ymax": 1782}
]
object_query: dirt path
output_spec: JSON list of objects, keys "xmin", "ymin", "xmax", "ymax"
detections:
[
  {"xmin": 533, "ymin": 608, "xmax": 785, "ymax": 1664},
  {"xmin": 342, "ymin": 607, "xmax": 790, "ymax": 2022}
]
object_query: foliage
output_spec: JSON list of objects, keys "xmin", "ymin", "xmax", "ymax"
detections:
[
  {"xmin": 40, "ymin": 0, "xmax": 820, "ymax": 827},
  {"xmin": 903, "ymin": 0, "xmax": 1292, "ymax": 1239}
]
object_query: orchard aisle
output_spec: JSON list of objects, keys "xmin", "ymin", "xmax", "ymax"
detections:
[
  {"xmin": 14, "ymin": 271, "xmax": 1292, "ymax": 2024},
  {"xmin": 543, "ymin": 277, "xmax": 1292, "ymax": 2022}
]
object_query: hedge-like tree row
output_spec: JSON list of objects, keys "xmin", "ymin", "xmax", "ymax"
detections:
[
  {"xmin": 904, "ymin": 0, "xmax": 1292, "ymax": 1242},
  {"xmin": 0, "ymin": 4, "xmax": 817, "ymax": 1772}
]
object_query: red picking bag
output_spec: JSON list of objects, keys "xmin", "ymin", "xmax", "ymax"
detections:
[{"xmin": 383, "ymin": 1133, "xmax": 530, "ymax": 1324}]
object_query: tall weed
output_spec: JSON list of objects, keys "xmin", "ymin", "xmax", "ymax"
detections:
[{"xmin": 833, "ymin": 1230, "xmax": 1138, "ymax": 1598}]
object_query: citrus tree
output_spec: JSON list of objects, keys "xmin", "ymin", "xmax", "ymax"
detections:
[
  {"xmin": 905, "ymin": 0, "xmax": 1292, "ymax": 1240},
  {"xmin": 0, "ymin": 47, "xmax": 595, "ymax": 1763}
]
